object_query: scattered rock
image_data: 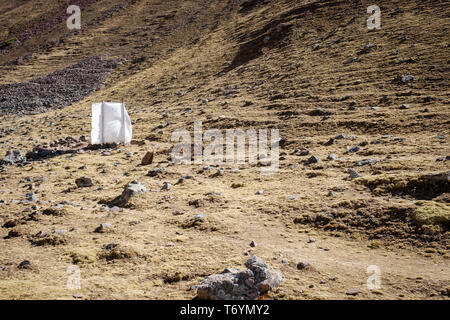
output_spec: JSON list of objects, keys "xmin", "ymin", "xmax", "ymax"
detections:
[
  {"xmin": 25, "ymin": 193, "xmax": 38, "ymax": 202},
  {"xmin": 18, "ymin": 260, "xmax": 31, "ymax": 269},
  {"xmin": 327, "ymin": 153, "xmax": 337, "ymax": 160},
  {"xmin": 194, "ymin": 214, "xmax": 207, "ymax": 222},
  {"xmin": 94, "ymin": 223, "xmax": 113, "ymax": 233},
  {"xmin": 296, "ymin": 261, "xmax": 309, "ymax": 270},
  {"xmin": 304, "ymin": 155, "xmax": 320, "ymax": 165},
  {"xmin": 162, "ymin": 182, "xmax": 172, "ymax": 191},
  {"xmin": 141, "ymin": 151, "xmax": 154, "ymax": 165},
  {"xmin": 357, "ymin": 159, "xmax": 377, "ymax": 166},
  {"xmin": 1, "ymin": 150, "xmax": 24, "ymax": 165},
  {"xmin": 147, "ymin": 167, "xmax": 165, "ymax": 177},
  {"xmin": 108, "ymin": 180, "xmax": 146, "ymax": 207},
  {"xmin": 349, "ymin": 169, "xmax": 360, "ymax": 179},
  {"xmin": 348, "ymin": 146, "xmax": 360, "ymax": 153},
  {"xmin": 346, "ymin": 288, "xmax": 360, "ymax": 296},
  {"xmin": 75, "ymin": 177, "xmax": 93, "ymax": 188}
]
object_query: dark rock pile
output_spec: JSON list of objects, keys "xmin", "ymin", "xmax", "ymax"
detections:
[{"xmin": 0, "ymin": 56, "xmax": 121, "ymax": 115}]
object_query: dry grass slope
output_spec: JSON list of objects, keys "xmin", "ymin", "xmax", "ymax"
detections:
[{"xmin": 0, "ymin": 0, "xmax": 449, "ymax": 300}]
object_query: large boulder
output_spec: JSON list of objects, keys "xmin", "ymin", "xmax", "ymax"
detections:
[
  {"xmin": 196, "ymin": 255, "xmax": 284, "ymax": 300},
  {"xmin": 1, "ymin": 150, "xmax": 24, "ymax": 165}
]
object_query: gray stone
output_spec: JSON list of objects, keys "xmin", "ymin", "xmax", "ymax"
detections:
[
  {"xmin": 206, "ymin": 191, "xmax": 223, "ymax": 197},
  {"xmin": 25, "ymin": 193, "xmax": 38, "ymax": 202},
  {"xmin": 304, "ymin": 155, "xmax": 320, "ymax": 165},
  {"xmin": 162, "ymin": 182, "xmax": 172, "ymax": 190},
  {"xmin": 357, "ymin": 159, "xmax": 377, "ymax": 166},
  {"xmin": 18, "ymin": 260, "xmax": 31, "ymax": 269},
  {"xmin": 147, "ymin": 167, "xmax": 165, "ymax": 177},
  {"xmin": 346, "ymin": 288, "xmax": 360, "ymax": 296},
  {"xmin": 1, "ymin": 150, "xmax": 24, "ymax": 165},
  {"xmin": 401, "ymin": 75, "xmax": 415, "ymax": 83},
  {"xmin": 348, "ymin": 146, "xmax": 360, "ymax": 153},
  {"xmin": 307, "ymin": 237, "xmax": 316, "ymax": 243},
  {"xmin": 194, "ymin": 214, "xmax": 207, "ymax": 222},
  {"xmin": 299, "ymin": 149, "xmax": 310, "ymax": 156},
  {"xmin": 349, "ymin": 169, "xmax": 360, "ymax": 179},
  {"xmin": 111, "ymin": 180, "xmax": 146, "ymax": 207},
  {"xmin": 327, "ymin": 153, "xmax": 337, "ymax": 160},
  {"xmin": 196, "ymin": 255, "xmax": 284, "ymax": 300},
  {"xmin": 297, "ymin": 261, "xmax": 309, "ymax": 270},
  {"xmin": 95, "ymin": 223, "xmax": 112, "ymax": 233}
]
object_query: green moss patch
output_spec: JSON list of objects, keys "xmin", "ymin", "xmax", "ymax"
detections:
[{"xmin": 413, "ymin": 201, "xmax": 450, "ymax": 234}]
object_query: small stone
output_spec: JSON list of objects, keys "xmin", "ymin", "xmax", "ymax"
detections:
[
  {"xmin": 194, "ymin": 214, "xmax": 207, "ymax": 222},
  {"xmin": 213, "ymin": 168, "xmax": 224, "ymax": 177},
  {"xmin": 75, "ymin": 177, "xmax": 93, "ymax": 188},
  {"xmin": 73, "ymin": 293, "xmax": 83, "ymax": 299},
  {"xmin": 141, "ymin": 151, "xmax": 154, "ymax": 165},
  {"xmin": 162, "ymin": 182, "xmax": 172, "ymax": 190},
  {"xmin": 304, "ymin": 155, "xmax": 320, "ymax": 165},
  {"xmin": 327, "ymin": 153, "xmax": 337, "ymax": 160},
  {"xmin": 256, "ymin": 190, "xmax": 264, "ymax": 195},
  {"xmin": 18, "ymin": 260, "xmax": 31, "ymax": 269},
  {"xmin": 286, "ymin": 195, "xmax": 300, "ymax": 201},
  {"xmin": 349, "ymin": 169, "xmax": 360, "ymax": 179},
  {"xmin": 400, "ymin": 104, "xmax": 409, "ymax": 110},
  {"xmin": 357, "ymin": 159, "xmax": 377, "ymax": 166},
  {"xmin": 250, "ymin": 240, "xmax": 258, "ymax": 247},
  {"xmin": 346, "ymin": 288, "xmax": 360, "ymax": 296},
  {"xmin": 299, "ymin": 149, "xmax": 310, "ymax": 156},
  {"xmin": 147, "ymin": 167, "xmax": 165, "ymax": 177},
  {"xmin": 206, "ymin": 191, "xmax": 223, "ymax": 197},
  {"xmin": 307, "ymin": 237, "xmax": 316, "ymax": 243},
  {"xmin": 94, "ymin": 223, "xmax": 112, "ymax": 233},
  {"xmin": 1, "ymin": 150, "xmax": 24, "ymax": 165},
  {"xmin": 297, "ymin": 261, "xmax": 309, "ymax": 270},
  {"xmin": 25, "ymin": 193, "xmax": 38, "ymax": 202},
  {"xmin": 348, "ymin": 146, "xmax": 360, "ymax": 153},
  {"xmin": 401, "ymin": 75, "xmax": 415, "ymax": 83}
]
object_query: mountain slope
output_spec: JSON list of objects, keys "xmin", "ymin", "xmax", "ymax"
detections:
[{"xmin": 0, "ymin": 0, "xmax": 449, "ymax": 300}]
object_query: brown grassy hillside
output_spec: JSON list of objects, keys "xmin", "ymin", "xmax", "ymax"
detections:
[{"xmin": 0, "ymin": 0, "xmax": 449, "ymax": 300}]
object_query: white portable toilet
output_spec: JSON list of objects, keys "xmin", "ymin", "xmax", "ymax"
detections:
[{"xmin": 91, "ymin": 102, "xmax": 132, "ymax": 145}]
